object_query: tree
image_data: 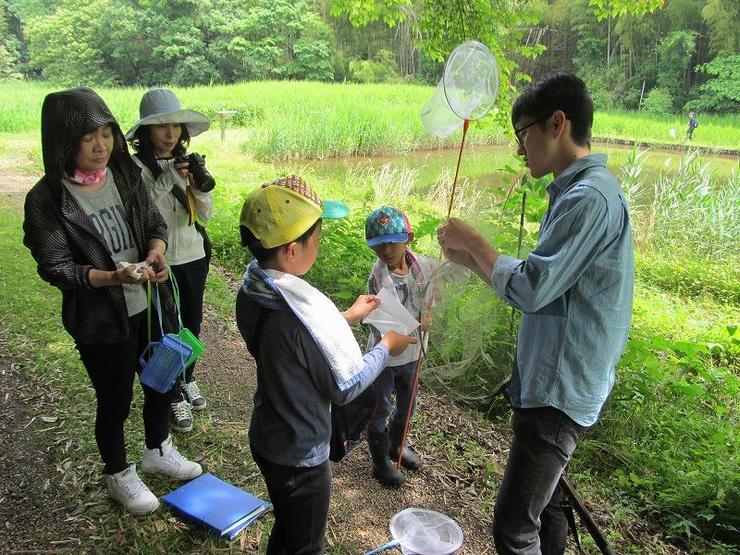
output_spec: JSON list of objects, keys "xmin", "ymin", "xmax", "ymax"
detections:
[
  {"xmin": 25, "ymin": 0, "xmax": 113, "ymax": 85},
  {"xmin": 588, "ymin": 0, "xmax": 664, "ymax": 68},
  {"xmin": 685, "ymin": 54, "xmax": 740, "ymax": 112},
  {"xmin": 0, "ymin": 44, "xmax": 20, "ymax": 79},
  {"xmin": 656, "ymin": 31, "xmax": 696, "ymax": 100},
  {"xmin": 701, "ymin": 0, "xmax": 740, "ymax": 56},
  {"xmin": 331, "ymin": 0, "xmax": 544, "ymax": 130},
  {"xmin": 227, "ymin": 0, "xmax": 334, "ymax": 81},
  {"xmin": 349, "ymin": 48, "xmax": 399, "ymax": 82},
  {"xmin": 1, "ymin": 0, "xmax": 27, "ymax": 78}
]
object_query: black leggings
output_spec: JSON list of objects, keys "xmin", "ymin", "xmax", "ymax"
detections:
[
  {"xmin": 171, "ymin": 257, "xmax": 208, "ymax": 383},
  {"xmin": 76, "ymin": 311, "xmax": 173, "ymax": 475}
]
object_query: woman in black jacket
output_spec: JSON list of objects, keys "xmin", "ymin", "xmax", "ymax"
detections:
[{"xmin": 23, "ymin": 87, "xmax": 202, "ymax": 515}]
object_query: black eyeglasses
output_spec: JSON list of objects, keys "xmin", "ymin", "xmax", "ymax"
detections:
[{"xmin": 514, "ymin": 114, "xmax": 552, "ymax": 145}]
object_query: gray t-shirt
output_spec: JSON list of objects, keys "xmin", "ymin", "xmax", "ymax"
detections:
[{"xmin": 64, "ymin": 173, "xmax": 147, "ymax": 316}]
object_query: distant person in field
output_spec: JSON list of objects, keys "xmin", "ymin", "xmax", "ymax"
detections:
[
  {"xmin": 436, "ymin": 73, "xmax": 634, "ymax": 554},
  {"xmin": 127, "ymin": 88, "xmax": 215, "ymax": 434},
  {"xmin": 685, "ymin": 111, "xmax": 699, "ymax": 141},
  {"xmin": 23, "ymin": 87, "xmax": 202, "ymax": 516}
]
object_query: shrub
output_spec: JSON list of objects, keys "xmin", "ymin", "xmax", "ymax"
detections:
[
  {"xmin": 684, "ymin": 54, "xmax": 740, "ymax": 114},
  {"xmin": 642, "ymin": 87, "xmax": 674, "ymax": 115},
  {"xmin": 349, "ymin": 50, "xmax": 400, "ymax": 84}
]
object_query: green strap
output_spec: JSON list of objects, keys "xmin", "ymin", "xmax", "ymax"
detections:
[
  {"xmin": 168, "ymin": 265, "xmax": 184, "ymax": 332},
  {"xmin": 146, "ymin": 280, "xmax": 153, "ymax": 358},
  {"xmin": 144, "ymin": 266, "xmax": 190, "ymax": 390}
]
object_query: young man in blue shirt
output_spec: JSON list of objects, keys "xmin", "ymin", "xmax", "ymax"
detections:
[{"xmin": 437, "ymin": 74, "xmax": 634, "ymax": 555}]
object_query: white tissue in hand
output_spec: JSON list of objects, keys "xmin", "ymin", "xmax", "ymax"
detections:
[
  {"xmin": 116, "ymin": 261, "xmax": 149, "ymax": 280},
  {"xmin": 362, "ymin": 287, "xmax": 419, "ymax": 335}
]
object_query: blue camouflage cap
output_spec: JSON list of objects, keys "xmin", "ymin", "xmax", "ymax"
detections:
[{"xmin": 365, "ymin": 206, "xmax": 412, "ymax": 247}]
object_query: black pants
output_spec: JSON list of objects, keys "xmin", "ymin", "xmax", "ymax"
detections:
[
  {"xmin": 493, "ymin": 407, "xmax": 587, "ymax": 555},
  {"xmin": 171, "ymin": 257, "xmax": 208, "ymax": 383},
  {"xmin": 251, "ymin": 443, "xmax": 331, "ymax": 555},
  {"xmin": 76, "ymin": 311, "xmax": 173, "ymax": 475}
]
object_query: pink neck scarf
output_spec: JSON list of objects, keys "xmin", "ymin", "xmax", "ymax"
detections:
[{"xmin": 72, "ymin": 168, "xmax": 108, "ymax": 186}]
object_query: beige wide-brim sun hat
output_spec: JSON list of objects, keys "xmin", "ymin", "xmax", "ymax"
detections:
[{"xmin": 125, "ymin": 88, "xmax": 210, "ymax": 140}]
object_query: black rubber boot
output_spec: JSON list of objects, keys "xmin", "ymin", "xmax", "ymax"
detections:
[
  {"xmin": 389, "ymin": 422, "xmax": 421, "ymax": 471},
  {"xmin": 367, "ymin": 432, "xmax": 405, "ymax": 487}
]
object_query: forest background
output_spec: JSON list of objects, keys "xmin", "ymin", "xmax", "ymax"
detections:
[{"xmin": 1, "ymin": 0, "xmax": 738, "ymax": 116}]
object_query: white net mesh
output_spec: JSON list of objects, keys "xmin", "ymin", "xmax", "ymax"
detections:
[{"xmin": 421, "ymin": 41, "xmax": 499, "ymax": 138}]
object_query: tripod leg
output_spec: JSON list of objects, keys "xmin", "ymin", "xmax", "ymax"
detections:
[{"xmin": 559, "ymin": 475, "xmax": 617, "ymax": 555}]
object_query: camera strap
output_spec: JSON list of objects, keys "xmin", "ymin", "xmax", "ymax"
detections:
[
  {"xmin": 170, "ymin": 183, "xmax": 196, "ymax": 223},
  {"xmin": 170, "ymin": 182, "xmax": 211, "ymax": 263}
]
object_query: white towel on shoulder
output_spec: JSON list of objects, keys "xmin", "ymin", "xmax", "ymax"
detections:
[{"xmin": 261, "ymin": 268, "xmax": 365, "ymax": 391}]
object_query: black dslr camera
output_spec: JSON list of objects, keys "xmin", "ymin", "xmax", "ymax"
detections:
[{"xmin": 175, "ymin": 153, "xmax": 216, "ymax": 192}]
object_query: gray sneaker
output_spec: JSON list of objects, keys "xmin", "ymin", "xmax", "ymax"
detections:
[
  {"xmin": 184, "ymin": 381, "xmax": 207, "ymax": 411},
  {"xmin": 170, "ymin": 400, "xmax": 193, "ymax": 433}
]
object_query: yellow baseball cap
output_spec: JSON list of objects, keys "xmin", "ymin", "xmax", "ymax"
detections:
[{"xmin": 239, "ymin": 175, "xmax": 349, "ymax": 248}]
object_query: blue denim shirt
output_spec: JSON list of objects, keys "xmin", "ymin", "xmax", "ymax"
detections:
[{"xmin": 492, "ymin": 154, "xmax": 634, "ymax": 426}]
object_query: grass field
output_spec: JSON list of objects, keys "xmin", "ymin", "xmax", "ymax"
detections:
[{"xmin": 1, "ymin": 80, "xmax": 739, "ymax": 158}]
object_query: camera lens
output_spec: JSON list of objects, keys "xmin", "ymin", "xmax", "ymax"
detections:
[{"xmin": 186, "ymin": 153, "xmax": 216, "ymax": 192}]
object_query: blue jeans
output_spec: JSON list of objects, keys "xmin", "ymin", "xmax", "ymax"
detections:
[
  {"xmin": 493, "ymin": 407, "xmax": 587, "ymax": 555},
  {"xmin": 367, "ymin": 361, "xmax": 417, "ymax": 435}
]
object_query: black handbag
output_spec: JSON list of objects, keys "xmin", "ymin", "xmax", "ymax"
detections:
[{"xmin": 329, "ymin": 384, "xmax": 377, "ymax": 462}]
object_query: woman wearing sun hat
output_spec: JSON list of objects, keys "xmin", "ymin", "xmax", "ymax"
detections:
[{"xmin": 126, "ymin": 88, "xmax": 214, "ymax": 433}]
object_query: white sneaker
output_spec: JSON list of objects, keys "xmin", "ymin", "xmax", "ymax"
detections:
[
  {"xmin": 141, "ymin": 435, "xmax": 202, "ymax": 480},
  {"xmin": 184, "ymin": 381, "xmax": 207, "ymax": 411},
  {"xmin": 105, "ymin": 463, "xmax": 160, "ymax": 515},
  {"xmin": 171, "ymin": 399, "xmax": 193, "ymax": 432}
]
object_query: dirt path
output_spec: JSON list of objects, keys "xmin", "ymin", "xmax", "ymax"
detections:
[
  {"xmin": 0, "ymin": 346, "xmax": 100, "ymax": 554},
  {"xmin": 0, "ymin": 163, "xmax": 688, "ymax": 554},
  {"xmin": 198, "ymin": 302, "xmax": 508, "ymax": 554}
]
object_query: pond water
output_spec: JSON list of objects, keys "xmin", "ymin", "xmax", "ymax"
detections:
[{"xmin": 278, "ymin": 142, "xmax": 738, "ymax": 196}]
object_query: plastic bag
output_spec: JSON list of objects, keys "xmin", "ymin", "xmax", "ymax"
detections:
[{"xmin": 363, "ymin": 287, "xmax": 419, "ymax": 336}]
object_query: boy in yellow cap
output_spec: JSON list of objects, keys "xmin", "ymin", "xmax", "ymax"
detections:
[{"xmin": 236, "ymin": 176, "xmax": 416, "ymax": 554}]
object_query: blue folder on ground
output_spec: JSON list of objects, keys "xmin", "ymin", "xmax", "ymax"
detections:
[{"xmin": 162, "ymin": 473, "xmax": 271, "ymax": 540}]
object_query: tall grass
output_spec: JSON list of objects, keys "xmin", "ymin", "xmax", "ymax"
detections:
[
  {"xmin": 2, "ymin": 81, "xmax": 739, "ymax": 160},
  {"xmin": 0, "ymin": 80, "xmax": 505, "ymax": 159},
  {"xmin": 622, "ymin": 146, "xmax": 740, "ymax": 303}
]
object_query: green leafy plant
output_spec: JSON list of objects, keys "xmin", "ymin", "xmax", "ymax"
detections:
[
  {"xmin": 349, "ymin": 49, "xmax": 400, "ymax": 83},
  {"xmin": 642, "ymin": 87, "xmax": 674, "ymax": 115},
  {"xmin": 685, "ymin": 54, "xmax": 740, "ymax": 113}
]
